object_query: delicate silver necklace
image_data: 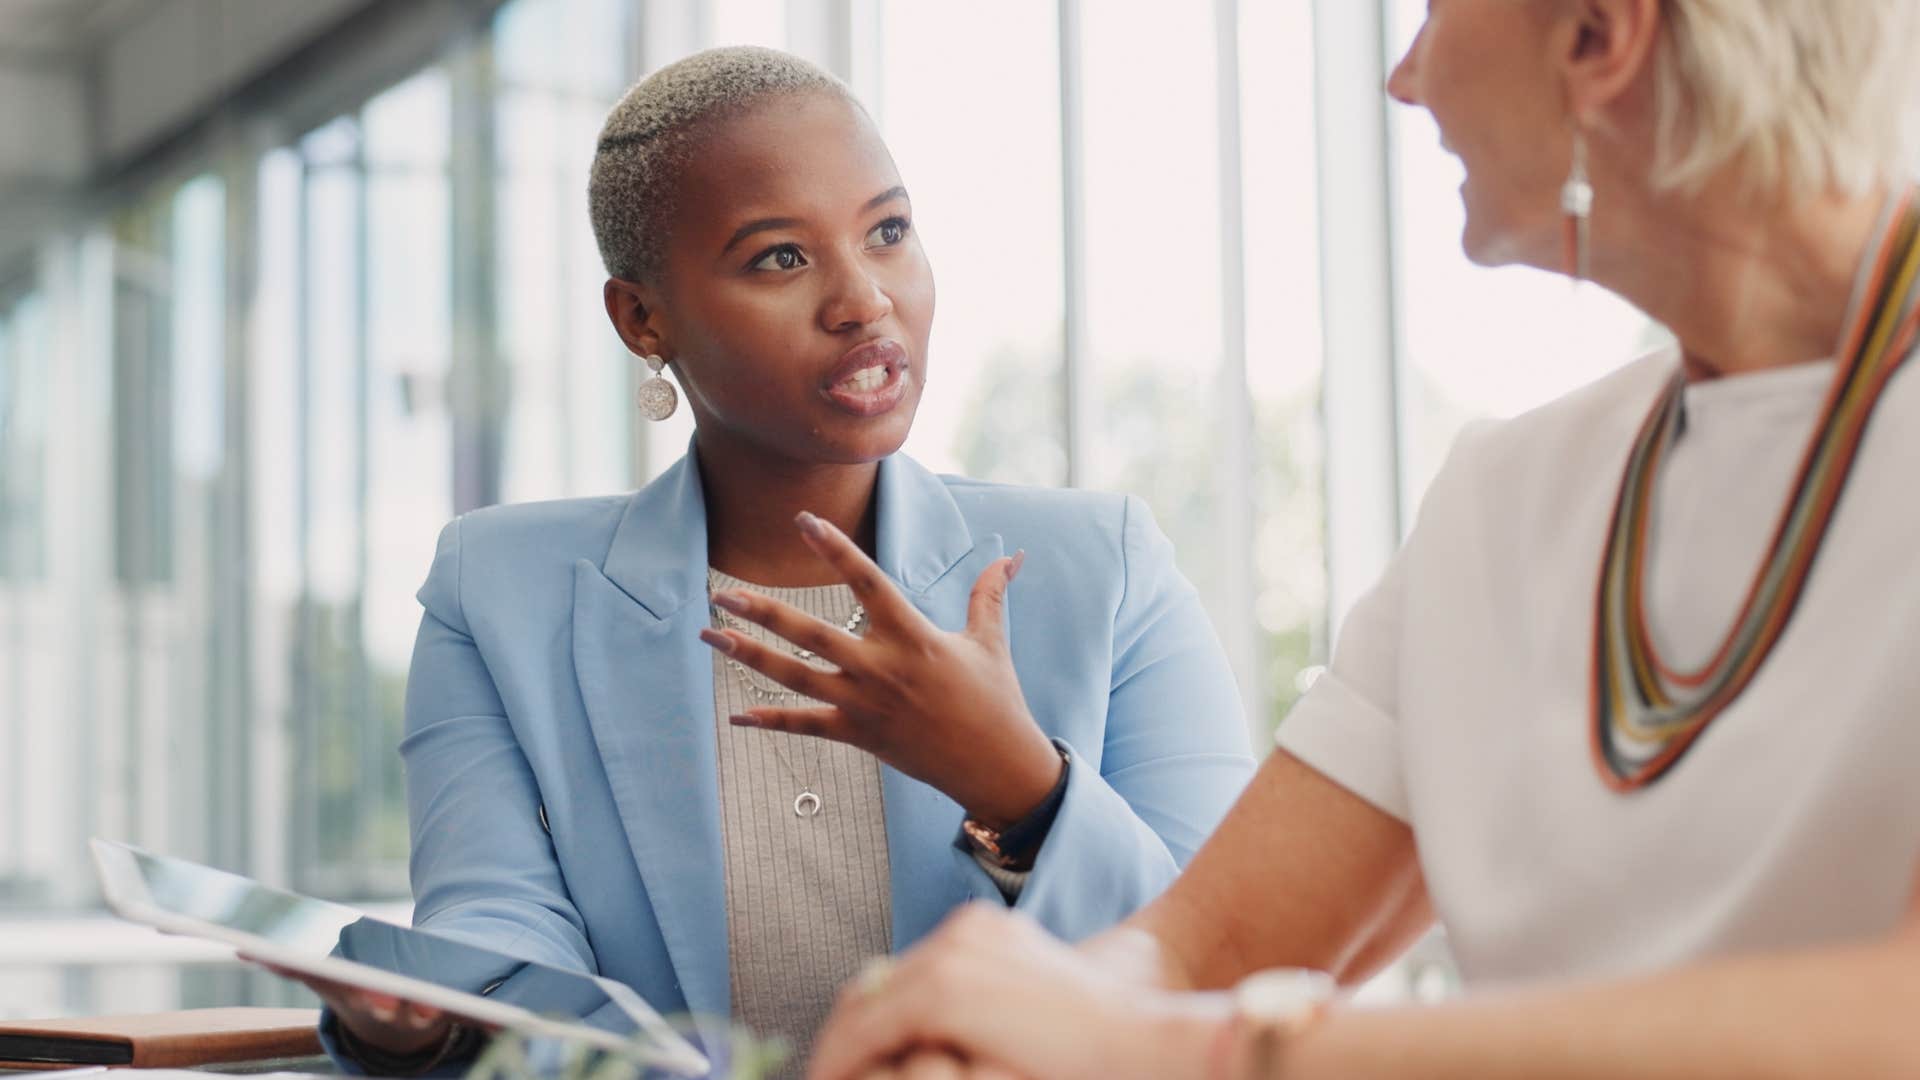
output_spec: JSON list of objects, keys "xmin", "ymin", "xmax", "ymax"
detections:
[
  {"xmin": 708, "ymin": 594, "xmax": 867, "ymax": 703},
  {"xmin": 707, "ymin": 572, "xmax": 866, "ymax": 818},
  {"xmin": 758, "ymin": 732, "xmax": 825, "ymax": 819}
]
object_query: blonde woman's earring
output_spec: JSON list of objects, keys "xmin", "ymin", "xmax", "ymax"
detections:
[
  {"xmin": 636, "ymin": 354, "xmax": 678, "ymax": 421},
  {"xmin": 1560, "ymin": 128, "xmax": 1593, "ymax": 283}
]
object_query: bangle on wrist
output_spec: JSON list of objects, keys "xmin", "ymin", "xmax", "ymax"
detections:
[{"xmin": 1212, "ymin": 968, "xmax": 1336, "ymax": 1080}]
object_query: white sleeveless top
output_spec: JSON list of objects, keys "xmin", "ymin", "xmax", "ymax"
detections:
[{"xmin": 1279, "ymin": 348, "xmax": 1920, "ymax": 985}]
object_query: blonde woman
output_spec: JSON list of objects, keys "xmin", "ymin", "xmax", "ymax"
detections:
[{"xmin": 704, "ymin": 1, "xmax": 1920, "ymax": 1077}]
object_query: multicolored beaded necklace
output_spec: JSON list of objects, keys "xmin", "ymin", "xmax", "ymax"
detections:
[{"xmin": 1590, "ymin": 187, "xmax": 1920, "ymax": 791}]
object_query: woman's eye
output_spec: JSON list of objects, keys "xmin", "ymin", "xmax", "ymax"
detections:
[
  {"xmin": 750, "ymin": 244, "xmax": 807, "ymax": 272},
  {"xmin": 866, "ymin": 218, "xmax": 910, "ymax": 248}
]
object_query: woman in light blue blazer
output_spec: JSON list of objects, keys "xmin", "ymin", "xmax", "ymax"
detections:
[{"xmin": 312, "ymin": 45, "xmax": 1253, "ymax": 1075}]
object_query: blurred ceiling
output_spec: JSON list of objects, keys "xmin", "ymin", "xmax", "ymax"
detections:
[
  {"xmin": 0, "ymin": 0, "xmax": 152, "ymax": 57},
  {"xmin": 0, "ymin": 0, "xmax": 419, "ymax": 265}
]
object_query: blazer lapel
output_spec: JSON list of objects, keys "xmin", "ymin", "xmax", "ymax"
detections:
[
  {"xmin": 569, "ymin": 452, "xmax": 1010, "ymax": 1005},
  {"xmin": 571, "ymin": 456, "xmax": 732, "ymax": 1021},
  {"xmin": 871, "ymin": 456, "xmax": 1008, "ymax": 945}
]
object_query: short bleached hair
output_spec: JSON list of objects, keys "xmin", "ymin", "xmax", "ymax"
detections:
[
  {"xmin": 1649, "ymin": 0, "xmax": 1920, "ymax": 197},
  {"xmin": 588, "ymin": 46, "xmax": 850, "ymax": 282}
]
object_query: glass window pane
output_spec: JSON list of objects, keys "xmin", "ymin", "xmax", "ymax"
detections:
[
  {"xmin": 253, "ymin": 151, "xmax": 302, "ymax": 604},
  {"xmin": 1077, "ymin": 1, "xmax": 1236, "ymax": 642},
  {"xmin": 252, "ymin": 147, "xmax": 304, "ymax": 891},
  {"xmin": 363, "ymin": 69, "xmax": 450, "ymax": 168},
  {"xmin": 0, "ymin": 291, "xmax": 50, "ymax": 910},
  {"xmin": 0, "ymin": 295, "xmax": 49, "ymax": 581},
  {"xmin": 163, "ymin": 175, "xmax": 227, "ymax": 868},
  {"xmin": 496, "ymin": 84, "xmax": 638, "ymax": 498},
  {"xmin": 366, "ymin": 150, "xmax": 452, "ymax": 873},
  {"xmin": 708, "ymin": 0, "xmax": 786, "ymax": 48},
  {"xmin": 0, "ymin": 311, "xmax": 11, "ymax": 580},
  {"xmin": 560, "ymin": 99, "xmax": 636, "ymax": 498},
  {"xmin": 304, "ymin": 164, "xmax": 363, "ymax": 606},
  {"xmin": 879, "ymin": 1, "xmax": 1068, "ymax": 485},
  {"xmin": 112, "ymin": 205, "xmax": 173, "ymax": 588},
  {"xmin": 494, "ymin": 0, "xmax": 630, "ymax": 95},
  {"xmin": 1241, "ymin": 0, "xmax": 1328, "ymax": 728},
  {"xmin": 171, "ymin": 176, "xmax": 225, "ymax": 481}
]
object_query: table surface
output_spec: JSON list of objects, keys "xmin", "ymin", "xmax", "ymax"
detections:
[{"xmin": 3, "ymin": 1057, "xmax": 342, "ymax": 1079}]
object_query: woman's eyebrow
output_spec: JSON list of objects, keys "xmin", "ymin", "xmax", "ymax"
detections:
[
  {"xmin": 721, "ymin": 216, "xmax": 802, "ymax": 256},
  {"xmin": 863, "ymin": 185, "xmax": 909, "ymax": 211},
  {"xmin": 720, "ymin": 188, "xmax": 909, "ymax": 257}
]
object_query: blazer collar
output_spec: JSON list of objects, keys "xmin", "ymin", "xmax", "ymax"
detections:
[
  {"xmin": 579, "ymin": 445, "xmax": 1000, "ymax": 1014},
  {"xmin": 599, "ymin": 445, "xmax": 978, "ymax": 618}
]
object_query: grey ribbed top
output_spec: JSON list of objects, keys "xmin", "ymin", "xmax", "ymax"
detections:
[{"xmin": 707, "ymin": 569, "xmax": 892, "ymax": 1075}]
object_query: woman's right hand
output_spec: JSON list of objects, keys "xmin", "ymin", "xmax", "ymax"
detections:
[
  {"xmin": 700, "ymin": 513, "xmax": 1064, "ymax": 831},
  {"xmin": 249, "ymin": 959, "xmax": 454, "ymax": 1057},
  {"xmin": 806, "ymin": 905, "xmax": 1225, "ymax": 1080}
]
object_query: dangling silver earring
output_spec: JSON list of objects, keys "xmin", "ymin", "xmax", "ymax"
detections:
[
  {"xmin": 635, "ymin": 354, "xmax": 677, "ymax": 421},
  {"xmin": 1560, "ymin": 127, "xmax": 1593, "ymax": 283}
]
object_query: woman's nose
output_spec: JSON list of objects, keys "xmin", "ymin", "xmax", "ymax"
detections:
[
  {"xmin": 819, "ymin": 260, "xmax": 893, "ymax": 332},
  {"xmin": 1386, "ymin": 28, "xmax": 1423, "ymax": 106}
]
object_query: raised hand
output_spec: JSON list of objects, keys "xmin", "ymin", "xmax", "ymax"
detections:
[{"xmin": 699, "ymin": 511, "xmax": 1062, "ymax": 829}]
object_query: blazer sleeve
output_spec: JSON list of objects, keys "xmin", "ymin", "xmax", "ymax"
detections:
[
  {"xmin": 321, "ymin": 517, "xmax": 609, "ymax": 1072},
  {"xmin": 401, "ymin": 516, "xmax": 598, "ymax": 969},
  {"xmin": 965, "ymin": 495, "xmax": 1257, "ymax": 940}
]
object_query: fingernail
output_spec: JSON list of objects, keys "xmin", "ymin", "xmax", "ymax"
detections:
[
  {"xmin": 1009, "ymin": 550, "xmax": 1026, "ymax": 582},
  {"xmin": 729, "ymin": 714, "xmax": 762, "ymax": 728},
  {"xmin": 711, "ymin": 590, "xmax": 750, "ymax": 614},
  {"xmin": 795, "ymin": 511, "xmax": 826, "ymax": 538},
  {"xmin": 699, "ymin": 628, "xmax": 736, "ymax": 654},
  {"xmin": 405, "ymin": 1009, "xmax": 435, "ymax": 1031},
  {"xmin": 365, "ymin": 999, "xmax": 397, "ymax": 1023}
]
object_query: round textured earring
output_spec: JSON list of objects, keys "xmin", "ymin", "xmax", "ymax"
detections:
[
  {"xmin": 1560, "ymin": 127, "xmax": 1594, "ymax": 283},
  {"xmin": 635, "ymin": 354, "xmax": 678, "ymax": 421}
]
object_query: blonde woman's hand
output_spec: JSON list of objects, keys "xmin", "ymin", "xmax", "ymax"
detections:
[
  {"xmin": 806, "ymin": 905, "xmax": 1221, "ymax": 1080},
  {"xmin": 852, "ymin": 1049, "xmax": 1029, "ymax": 1079}
]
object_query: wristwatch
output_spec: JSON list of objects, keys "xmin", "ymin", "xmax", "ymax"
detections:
[
  {"xmin": 1212, "ymin": 967, "xmax": 1336, "ymax": 1080},
  {"xmin": 959, "ymin": 743, "xmax": 1071, "ymax": 870}
]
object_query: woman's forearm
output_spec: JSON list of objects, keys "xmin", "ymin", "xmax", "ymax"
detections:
[
  {"xmin": 1089, "ymin": 751, "xmax": 1428, "ymax": 994},
  {"xmin": 1081, "ymin": 915, "xmax": 1204, "ymax": 993},
  {"xmin": 1288, "ymin": 930, "xmax": 1920, "ymax": 1080}
]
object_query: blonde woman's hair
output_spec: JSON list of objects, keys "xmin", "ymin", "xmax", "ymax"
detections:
[{"xmin": 1645, "ymin": 0, "xmax": 1920, "ymax": 197}]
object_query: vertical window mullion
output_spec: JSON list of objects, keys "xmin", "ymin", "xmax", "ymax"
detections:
[
  {"xmin": 1211, "ymin": 0, "xmax": 1263, "ymax": 734},
  {"xmin": 449, "ymin": 43, "xmax": 501, "ymax": 516},
  {"xmin": 218, "ymin": 150, "xmax": 258, "ymax": 878},
  {"xmin": 293, "ymin": 157, "xmax": 317, "ymax": 892},
  {"xmin": 351, "ymin": 142, "xmax": 378, "ymax": 884},
  {"xmin": 1310, "ymin": 0, "xmax": 1403, "ymax": 635},
  {"xmin": 1056, "ymin": 0, "xmax": 1091, "ymax": 487}
]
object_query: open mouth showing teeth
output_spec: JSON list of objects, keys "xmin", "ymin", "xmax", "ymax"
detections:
[{"xmin": 838, "ymin": 365, "xmax": 890, "ymax": 393}]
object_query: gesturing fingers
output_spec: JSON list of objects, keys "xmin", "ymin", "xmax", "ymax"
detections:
[
  {"xmin": 964, "ymin": 552, "xmax": 1024, "ymax": 644},
  {"xmin": 730, "ymin": 706, "xmax": 853, "ymax": 743},
  {"xmin": 700, "ymin": 628, "xmax": 843, "ymax": 701},
  {"xmin": 711, "ymin": 588, "xmax": 866, "ymax": 670},
  {"xmin": 795, "ymin": 512, "xmax": 928, "ymax": 631}
]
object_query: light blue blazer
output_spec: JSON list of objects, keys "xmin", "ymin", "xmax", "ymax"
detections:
[{"xmin": 393, "ymin": 450, "xmax": 1253, "ymax": 1035}]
